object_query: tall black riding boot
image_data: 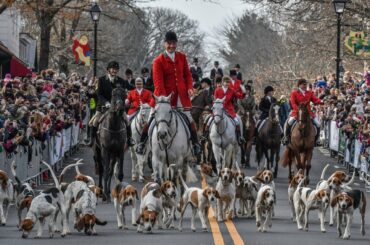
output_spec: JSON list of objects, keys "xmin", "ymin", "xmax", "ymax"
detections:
[
  {"xmin": 282, "ymin": 123, "xmax": 291, "ymax": 145},
  {"xmin": 87, "ymin": 126, "xmax": 97, "ymax": 147},
  {"xmin": 236, "ymin": 125, "xmax": 246, "ymax": 145},
  {"xmin": 190, "ymin": 122, "xmax": 202, "ymax": 156},
  {"xmin": 126, "ymin": 125, "xmax": 135, "ymax": 147}
]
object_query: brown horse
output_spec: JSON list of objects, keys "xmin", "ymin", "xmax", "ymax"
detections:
[
  {"xmin": 281, "ymin": 103, "xmax": 315, "ymax": 182},
  {"xmin": 240, "ymin": 110, "xmax": 255, "ymax": 168}
]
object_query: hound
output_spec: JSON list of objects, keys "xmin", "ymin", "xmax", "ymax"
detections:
[
  {"xmin": 178, "ymin": 172, "xmax": 219, "ymax": 232},
  {"xmin": 21, "ymin": 161, "xmax": 68, "ymax": 238},
  {"xmin": 136, "ymin": 182, "xmax": 164, "ymax": 233},
  {"xmin": 0, "ymin": 169, "xmax": 14, "ymax": 226},
  {"xmin": 200, "ymin": 163, "xmax": 218, "ymax": 187},
  {"xmin": 73, "ymin": 187, "xmax": 107, "ymax": 235},
  {"xmin": 161, "ymin": 180, "xmax": 178, "ymax": 229},
  {"xmin": 293, "ymin": 178, "xmax": 330, "ymax": 232},
  {"xmin": 233, "ymin": 162, "xmax": 247, "ymax": 216},
  {"xmin": 11, "ymin": 161, "xmax": 35, "ymax": 229},
  {"xmin": 242, "ymin": 176, "xmax": 259, "ymax": 218},
  {"xmin": 288, "ymin": 169, "xmax": 305, "ymax": 221},
  {"xmin": 112, "ymin": 182, "xmax": 138, "ymax": 229},
  {"xmin": 316, "ymin": 164, "xmax": 355, "ymax": 226},
  {"xmin": 216, "ymin": 167, "xmax": 236, "ymax": 222},
  {"xmin": 253, "ymin": 169, "xmax": 276, "ymax": 216},
  {"xmin": 331, "ymin": 190, "xmax": 366, "ymax": 240},
  {"xmin": 255, "ymin": 184, "xmax": 275, "ymax": 232}
]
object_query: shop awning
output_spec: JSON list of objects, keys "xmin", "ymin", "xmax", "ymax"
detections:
[{"xmin": 10, "ymin": 56, "xmax": 31, "ymax": 77}]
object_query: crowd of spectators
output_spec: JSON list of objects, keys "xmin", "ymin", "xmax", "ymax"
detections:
[{"xmin": 0, "ymin": 70, "xmax": 90, "ymax": 159}]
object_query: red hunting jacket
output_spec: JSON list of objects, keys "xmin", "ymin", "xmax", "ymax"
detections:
[
  {"xmin": 290, "ymin": 89, "xmax": 321, "ymax": 118},
  {"xmin": 126, "ymin": 89, "xmax": 152, "ymax": 115},
  {"xmin": 229, "ymin": 79, "xmax": 243, "ymax": 95},
  {"xmin": 150, "ymin": 52, "xmax": 193, "ymax": 109},
  {"xmin": 214, "ymin": 87, "xmax": 244, "ymax": 118}
]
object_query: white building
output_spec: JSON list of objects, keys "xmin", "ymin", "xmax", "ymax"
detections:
[{"xmin": 0, "ymin": 7, "xmax": 21, "ymax": 57}]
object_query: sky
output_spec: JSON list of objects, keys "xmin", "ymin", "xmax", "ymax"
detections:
[{"xmin": 137, "ymin": 0, "xmax": 250, "ymax": 56}]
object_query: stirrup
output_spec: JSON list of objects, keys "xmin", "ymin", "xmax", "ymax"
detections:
[
  {"xmin": 282, "ymin": 136, "xmax": 289, "ymax": 145},
  {"xmin": 238, "ymin": 137, "xmax": 246, "ymax": 145},
  {"xmin": 127, "ymin": 138, "xmax": 135, "ymax": 147}
]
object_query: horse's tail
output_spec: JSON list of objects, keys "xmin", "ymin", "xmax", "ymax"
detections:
[
  {"xmin": 280, "ymin": 148, "xmax": 291, "ymax": 168},
  {"xmin": 320, "ymin": 163, "xmax": 330, "ymax": 180},
  {"xmin": 186, "ymin": 165, "xmax": 197, "ymax": 183}
]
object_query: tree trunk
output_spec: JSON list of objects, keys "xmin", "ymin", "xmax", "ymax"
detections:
[
  {"xmin": 58, "ymin": 18, "xmax": 69, "ymax": 74},
  {"xmin": 39, "ymin": 23, "xmax": 52, "ymax": 71}
]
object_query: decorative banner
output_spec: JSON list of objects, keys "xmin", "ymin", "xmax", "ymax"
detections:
[
  {"xmin": 344, "ymin": 31, "xmax": 370, "ymax": 57},
  {"xmin": 72, "ymin": 35, "xmax": 91, "ymax": 66}
]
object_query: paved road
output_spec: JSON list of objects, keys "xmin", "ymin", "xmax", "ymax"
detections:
[{"xmin": 1, "ymin": 145, "xmax": 370, "ymax": 245}]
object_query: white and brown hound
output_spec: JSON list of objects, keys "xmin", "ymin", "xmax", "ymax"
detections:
[
  {"xmin": 11, "ymin": 161, "xmax": 35, "ymax": 229},
  {"xmin": 136, "ymin": 182, "xmax": 164, "ymax": 233},
  {"xmin": 21, "ymin": 161, "xmax": 68, "ymax": 238},
  {"xmin": 288, "ymin": 169, "xmax": 305, "ymax": 221},
  {"xmin": 0, "ymin": 169, "xmax": 14, "ymax": 226},
  {"xmin": 112, "ymin": 182, "xmax": 138, "ymax": 229},
  {"xmin": 255, "ymin": 184, "xmax": 275, "ymax": 232},
  {"xmin": 216, "ymin": 167, "xmax": 236, "ymax": 222},
  {"xmin": 293, "ymin": 178, "xmax": 330, "ymax": 233},
  {"xmin": 178, "ymin": 172, "xmax": 219, "ymax": 232},
  {"xmin": 331, "ymin": 190, "xmax": 366, "ymax": 240}
]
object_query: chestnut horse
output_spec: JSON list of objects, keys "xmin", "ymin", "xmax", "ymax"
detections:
[
  {"xmin": 281, "ymin": 103, "xmax": 315, "ymax": 182},
  {"xmin": 240, "ymin": 109, "xmax": 255, "ymax": 168}
]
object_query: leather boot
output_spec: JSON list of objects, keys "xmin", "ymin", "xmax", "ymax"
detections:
[
  {"xmin": 315, "ymin": 126, "xmax": 321, "ymax": 146},
  {"xmin": 126, "ymin": 125, "xmax": 135, "ymax": 147},
  {"xmin": 190, "ymin": 122, "xmax": 202, "ymax": 156},
  {"xmin": 87, "ymin": 126, "xmax": 97, "ymax": 147},
  {"xmin": 200, "ymin": 124, "xmax": 209, "ymax": 143},
  {"xmin": 282, "ymin": 123, "xmax": 291, "ymax": 145},
  {"xmin": 236, "ymin": 125, "xmax": 245, "ymax": 145}
]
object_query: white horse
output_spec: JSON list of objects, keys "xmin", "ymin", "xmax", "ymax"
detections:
[
  {"xmin": 130, "ymin": 103, "xmax": 151, "ymax": 182},
  {"xmin": 150, "ymin": 94, "xmax": 196, "ymax": 185},
  {"xmin": 209, "ymin": 97, "xmax": 238, "ymax": 171}
]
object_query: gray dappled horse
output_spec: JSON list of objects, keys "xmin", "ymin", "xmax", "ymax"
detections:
[
  {"xmin": 150, "ymin": 94, "xmax": 196, "ymax": 185},
  {"xmin": 94, "ymin": 87, "xmax": 127, "ymax": 202},
  {"xmin": 209, "ymin": 97, "xmax": 238, "ymax": 171},
  {"xmin": 256, "ymin": 104, "xmax": 282, "ymax": 177}
]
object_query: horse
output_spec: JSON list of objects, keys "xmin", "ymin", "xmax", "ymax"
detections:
[
  {"xmin": 94, "ymin": 87, "xmax": 127, "ymax": 202},
  {"xmin": 239, "ymin": 109, "xmax": 256, "ymax": 168},
  {"xmin": 281, "ymin": 103, "xmax": 315, "ymax": 182},
  {"xmin": 209, "ymin": 97, "xmax": 238, "ymax": 171},
  {"xmin": 130, "ymin": 103, "xmax": 151, "ymax": 182},
  {"xmin": 256, "ymin": 104, "xmax": 282, "ymax": 177},
  {"xmin": 150, "ymin": 94, "xmax": 196, "ymax": 186}
]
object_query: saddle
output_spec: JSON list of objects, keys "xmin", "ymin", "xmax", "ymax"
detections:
[{"xmin": 285, "ymin": 120, "xmax": 317, "ymax": 144}]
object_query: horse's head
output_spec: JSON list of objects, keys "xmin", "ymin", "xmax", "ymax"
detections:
[
  {"xmin": 269, "ymin": 103, "xmax": 280, "ymax": 123},
  {"xmin": 212, "ymin": 97, "xmax": 225, "ymax": 124},
  {"xmin": 154, "ymin": 94, "xmax": 173, "ymax": 140},
  {"xmin": 138, "ymin": 103, "xmax": 151, "ymax": 125},
  {"xmin": 111, "ymin": 87, "xmax": 126, "ymax": 113},
  {"xmin": 298, "ymin": 103, "xmax": 309, "ymax": 123}
]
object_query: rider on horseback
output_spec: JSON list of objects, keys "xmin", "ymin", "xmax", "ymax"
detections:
[
  {"xmin": 256, "ymin": 85, "xmax": 277, "ymax": 131},
  {"xmin": 203, "ymin": 76, "xmax": 246, "ymax": 145},
  {"xmin": 282, "ymin": 78, "xmax": 322, "ymax": 146},
  {"xmin": 125, "ymin": 77, "xmax": 152, "ymax": 122},
  {"xmin": 87, "ymin": 61, "xmax": 135, "ymax": 147},
  {"xmin": 136, "ymin": 31, "xmax": 202, "ymax": 156}
]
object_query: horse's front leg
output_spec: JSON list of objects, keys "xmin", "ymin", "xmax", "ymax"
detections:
[
  {"xmin": 102, "ymin": 150, "xmax": 111, "ymax": 202},
  {"xmin": 212, "ymin": 144, "xmax": 222, "ymax": 172},
  {"xmin": 305, "ymin": 150, "xmax": 313, "ymax": 183},
  {"xmin": 117, "ymin": 153, "xmax": 124, "ymax": 182},
  {"xmin": 274, "ymin": 146, "xmax": 280, "ymax": 178},
  {"xmin": 245, "ymin": 140, "xmax": 252, "ymax": 168},
  {"xmin": 130, "ymin": 148, "xmax": 138, "ymax": 181}
]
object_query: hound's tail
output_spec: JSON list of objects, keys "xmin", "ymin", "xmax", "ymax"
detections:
[
  {"xmin": 11, "ymin": 161, "xmax": 22, "ymax": 186},
  {"xmin": 297, "ymin": 176, "xmax": 306, "ymax": 188},
  {"xmin": 74, "ymin": 159, "xmax": 84, "ymax": 175},
  {"xmin": 59, "ymin": 160, "xmax": 84, "ymax": 183},
  {"xmin": 320, "ymin": 164, "xmax": 330, "ymax": 180},
  {"xmin": 341, "ymin": 170, "xmax": 356, "ymax": 189},
  {"xmin": 178, "ymin": 170, "xmax": 189, "ymax": 191},
  {"xmin": 42, "ymin": 161, "xmax": 61, "ymax": 190}
]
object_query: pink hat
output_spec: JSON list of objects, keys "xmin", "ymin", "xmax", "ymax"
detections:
[{"xmin": 4, "ymin": 73, "xmax": 11, "ymax": 82}]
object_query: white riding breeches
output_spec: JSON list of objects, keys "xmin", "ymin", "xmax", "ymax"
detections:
[{"xmin": 287, "ymin": 116, "xmax": 320, "ymax": 128}]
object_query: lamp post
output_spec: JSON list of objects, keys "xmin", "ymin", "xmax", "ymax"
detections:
[
  {"xmin": 90, "ymin": 0, "xmax": 101, "ymax": 79},
  {"xmin": 332, "ymin": 0, "xmax": 347, "ymax": 89}
]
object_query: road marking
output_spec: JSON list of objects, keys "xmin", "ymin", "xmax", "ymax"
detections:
[
  {"xmin": 224, "ymin": 220, "xmax": 245, "ymax": 245},
  {"xmin": 201, "ymin": 175, "xmax": 225, "ymax": 245}
]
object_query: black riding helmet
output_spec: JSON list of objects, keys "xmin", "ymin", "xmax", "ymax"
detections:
[
  {"xmin": 107, "ymin": 61, "xmax": 120, "ymax": 70},
  {"xmin": 264, "ymin": 85, "xmax": 274, "ymax": 95}
]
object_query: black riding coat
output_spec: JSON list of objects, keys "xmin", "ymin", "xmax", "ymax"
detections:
[
  {"xmin": 210, "ymin": 68, "xmax": 223, "ymax": 80},
  {"xmin": 96, "ymin": 75, "xmax": 130, "ymax": 110},
  {"xmin": 259, "ymin": 96, "xmax": 277, "ymax": 121}
]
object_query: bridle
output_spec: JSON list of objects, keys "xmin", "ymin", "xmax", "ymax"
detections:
[{"xmin": 154, "ymin": 101, "xmax": 178, "ymax": 150}]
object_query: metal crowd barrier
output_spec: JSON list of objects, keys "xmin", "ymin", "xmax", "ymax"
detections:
[
  {"xmin": 0, "ymin": 123, "xmax": 82, "ymax": 185},
  {"xmin": 322, "ymin": 120, "xmax": 370, "ymax": 191}
]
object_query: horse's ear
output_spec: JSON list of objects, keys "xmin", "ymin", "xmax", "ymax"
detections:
[
  {"xmin": 153, "ymin": 94, "xmax": 159, "ymax": 102},
  {"xmin": 167, "ymin": 92, "xmax": 174, "ymax": 101},
  {"xmin": 221, "ymin": 96, "xmax": 226, "ymax": 103}
]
